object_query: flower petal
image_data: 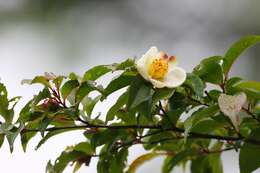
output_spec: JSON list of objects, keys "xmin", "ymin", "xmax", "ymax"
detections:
[
  {"xmin": 149, "ymin": 78, "xmax": 166, "ymax": 88},
  {"xmin": 136, "ymin": 46, "xmax": 159, "ymax": 80},
  {"xmin": 163, "ymin": 67, "xmax": 186, "ymax": 88}
]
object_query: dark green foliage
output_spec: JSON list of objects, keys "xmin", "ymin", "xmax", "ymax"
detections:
[{"xmin": 0, "ymin": 35, "xmax": 259, "ymax": 173}]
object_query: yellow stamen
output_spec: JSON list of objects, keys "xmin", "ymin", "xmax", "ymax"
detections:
[{"xmin": 148, "ymin": 58, "xmax": 168, "ymax": 79}]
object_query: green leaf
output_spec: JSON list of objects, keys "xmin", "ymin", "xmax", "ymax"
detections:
[
  {"xmin": 76, "ymin": 80, "xmax": 104, "ymax": 102},
  {"xmin": 102, "ymin": 71, "xmax": 136, "ymax": 99},
  {"xmin": 191, "ymin": 118, "xmax": 223, "ymax": 134},
  {"xmin": 191, "ymin": 157, "xmax": 211, "ymax": 173},
  {"xmin": 53, "ymin": 150, "xmax": 91, "ymax": 173},
  {"xmin": 184, "ymin": 105, "xmax": 219, "ymax": 140},
  {"xmin": 193, "ymin": 56, "xmax": 224, "ymax": 84},
  {"xmin": 46, "ymin": 161, "xmax": 55, "ymax": 173},
  {"xmin": 208, "ymin": 142, "xmax": 223, "ymax": 173},
  {"xmin": 168, "ymin": 89, "xmax": 190, "ymax": 110},
  {"xmin": 53, "ymin": 76, "xmax": 65, "ymax": 89},
  {"xmin": 225, "ymin": 77, "xmax": 243, "ymax": 94},
  {"xmin": 61, "ymin": 80, "xmax": 79, "ymax": 100},
  {"xmin": 20, "ymin": 120, "xmax": 40, "ymax": 152},
  {"xmin": 73, "ymin": 142, "xmax": 93, "ymax": 155},
  {"xmin": 0, "ymin": 83, "xmax": 11, "ymax": 122},
  {"xmin": 0, "ymin": 134, "xmax": 4, "ymax": 148},
  {"xmin": 6, "ymin": 121, "xmax": 24, "ymax": 152},
  {"xmin": 106, "ymin": 91, "xmax": 129, "ymax": 122},
  {"xmin": 82, "ymin": 95, "xmax": 101, "ymax": 117},
  {"xmin": 97, "ymin": 146, "xmax": 128, "ymax": 173},
  {"xmin": 36, "ymin": 128, "xmax": 82, "ymax": 150},
  {"xmin": 83, "ymin": 58, "xmax": 135, "ymax": 81},
  {"xmin": 162, "ymin": 150, "xmax": 195, "ymax": 173},
  {"xmin": 127, "ymin": 153, "xmax": 161, "ymax": 173},
  {"xmin": 184, "ymin": 73, "xmax": 205, "ymax": 97},
  {"xmin": 90, "ymin": 129, "xmax": 125, "ymax": 150},
  {"xmin": 152, "ymin": 88, "xmax": 175, "ymax": 105},
  {"xmin": 234, "ymin": 81, "xmax": 260, "ymax": 99},
  {"xmin": 239, "ymin": 127, "xmax": 260, "ymax": 173},
  {"xmin": 127, "ymin": 75, "xmax": 153, "ymax": 110},
  {"xmin": 161, "ymin": 108, "xmax": 185, "ymax": 128},
  {"xmin": 223, "ymin": 35, "xmax": 260, "ymax": 75},
  {"xmin": 31, "ymin": 76, "xmax": 51, "ymax": 88},
  {"xmin": 39, "ymin": 117, "xmax": 51, "ymax": 137}
]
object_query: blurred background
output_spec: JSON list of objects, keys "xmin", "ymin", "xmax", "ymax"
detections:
[{"xmin": 0, "ymin": 0, "xmax": 260, "ymax": 172}]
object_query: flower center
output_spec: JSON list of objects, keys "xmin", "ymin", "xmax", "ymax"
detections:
[{"xmin": 148, "ymin": 58, "xmax": 168, "ymax": 79}]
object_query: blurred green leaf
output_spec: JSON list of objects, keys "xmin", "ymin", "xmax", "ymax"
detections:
[
  {"xmin": 184, "ymin": 105, "xmax": 219, "ymax": 140},
  {"xmin": 223, "ymin": 35, "xmax": 260, "ymax": 75},
  {"xmin": 61, "ymin": 80, "xmax": 79, "ymax": 100},
  {"xmin": 225, "ymin": 77, "xmax": 243, "ymax": 94},
  {"xmin": 53, "ymin": 150, "xmax": 91, "ymax": 173},
  {"xmin": 193, "ymin": 56, "xmax": 224, "ymax": 84},
  {"xmin": 162, "ymin": 150, "xmax": 195, "ymax": 173},
  {"xmin": 234, "ymin": 81, "xmax": 260, "ymax": 99},
  {"xmin": 127, "ymin": 152, "xmax": 161, "ymax": 173},
  {"xmin": 106, "ymin": 91, "xmax": 129, "ymax": 122},
  {"xmin": 83, "ymin": 59, "xmax": 135, "ymax": 81},
  {"xmin": 76, "ymin": 81, "xmax": 104, "ymax": 102},
  {"xmin": 31, "ymin": 76, "xmax": 51, "ymax": 88},
  {"xmin": 152, "ymin": 88, "xmax": 175, "ymax": 105},
  {"xmin": 127, "ymin": 75, "xmax": 153, "ymax": 110},
  {"xmin": 20, "ymin": 120, "xmax": 40, "ymax": 152},
  {"xmin": 240, "ymin": 127, "xmax": 260, "ymax": 173},
  {"xmin": 36, "ymin": 128, "xmax": 81, "ymax": 150},
  {"xmin": 184, "ymin": 73, "xmax": 205, "ymax": 97},
  {"xmin": 82, "ymin": 95, "xmax": 101, "ymax": 117},
  {"xmin": 97, "ymin": 146, "xmax": 128, "ymax": 173},
  {"xmin": 6, "ymin": 122, "xmax": 24, "ymax": 152},
  {"xmin": 103, "ymin": 71, "xmax": 136, "ymax": 98}
]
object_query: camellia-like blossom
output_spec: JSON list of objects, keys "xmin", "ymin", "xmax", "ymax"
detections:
[
  {"xmin": 218, "ymin": 93, "xmax": 247, "ymax": 131},
  {"xmin": 136, "ymin": 47, "xmax": 186, "ymax": 88}
]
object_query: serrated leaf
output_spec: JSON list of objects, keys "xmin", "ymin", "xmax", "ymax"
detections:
[{"xmin": 223, "ymin": 35, "xmax": 260, "ymax": 75}]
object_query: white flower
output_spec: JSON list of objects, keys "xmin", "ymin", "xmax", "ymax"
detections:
[
  {"xmin": 218, "ymin": 93, "xmax": 247, "ymax": 131},
  {"xmin": 136, "ymin": 47, "xmax": 186, "ymax": 88}
]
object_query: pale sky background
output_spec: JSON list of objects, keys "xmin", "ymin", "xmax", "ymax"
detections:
[{"xmin": 0, "ymin": 0, "xmax": 260, "ymax": 172}]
